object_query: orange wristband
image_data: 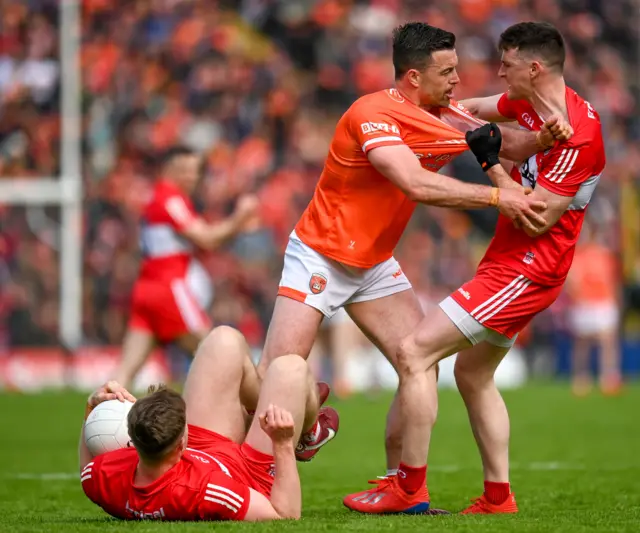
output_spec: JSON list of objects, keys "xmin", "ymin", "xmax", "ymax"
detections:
[{"xmin": 489, "ymin": 187, "xmax": 500, "ymax": 207}]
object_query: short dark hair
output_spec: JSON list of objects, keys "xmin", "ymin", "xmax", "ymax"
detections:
[
  {"xmin": 127, "ymin": 385, "xmax": 186, "ymax": 461},
  {"xmin": 499, "ymin": 22, "xmax": 565, "ymax": 71},
  {"xmin": 392, "ymin": 22, "xmax": 456, "ymax": 79}
]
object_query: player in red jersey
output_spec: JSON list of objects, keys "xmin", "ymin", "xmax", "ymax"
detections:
[
  {"xmin": 257, "ymin": 22, "xmax": 571, "ymax": 464},
  {"xmin": 344, "ymin": 22, "xmax": 605, "ymax": 515},
  {"xmin": 81, "ymin": 326, "xmax": 335, "ymax": 521},
  {"xmin": 114, "ymin": 147, "xmax": 258, "ymax": 388}
]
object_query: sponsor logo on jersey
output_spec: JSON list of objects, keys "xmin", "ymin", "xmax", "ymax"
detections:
[
  {"xmin": 125, "ymin": 500, "xmax": 166, "ymax": 520},
  {"xmin": 457, "ymin": 287, "xmax": 471, "ymax": 300},
  {"xmin": 521, "ymin": 113, "xmax": 535, "ymax": 128},
  {"xmin": 309, "ymin": 273, "xmax": 328, "ymax": 295},
  {"xmin": 361, "ymin": 122, "xmax": 401, "ymax": 135}
]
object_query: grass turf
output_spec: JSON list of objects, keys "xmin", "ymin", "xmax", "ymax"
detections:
[{"xmin": 1, "ymin": 384, "xmax": 639, "ymax": 532}]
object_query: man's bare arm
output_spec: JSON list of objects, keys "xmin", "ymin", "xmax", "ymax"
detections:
[
  {"xmin": 459, "ymin": 94, "xmax": 510, "ymax": 122},
  {"xmin": 267, "ymin": 439, "xmax": 300, "ymax": 519},
  {"xmin": 368, "ymin": 144, "xmax": 495, "ymax": 208},
  {"xmin": 518, "ymin": 183, "xmax": 574, "ymax": 237},
  {"xmin": 180, "ymin": 195, "xmax": 258, "ymax": 251},
  {"xmin": 499, "ymin": 125, "xmax": 553, "ymax": 163},
  {"xmin": 367, "ymin": 144, "xmax": 547, "ymax": 232},
  {"xmin": 461, "ymin": 95, "xmax": 572, "ymax": 162},
  {"xmin": 486, "ymin": 163, "xmax": 527, "ymax": 191}
]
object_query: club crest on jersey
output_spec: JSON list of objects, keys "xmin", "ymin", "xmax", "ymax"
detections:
[
  {"xmin": 523, "ymin": 252, "xmax": 535, "ymax": 265},
  {"xmin": 309, "ymin": 273, "xmax": 327, "ymax": 294}
]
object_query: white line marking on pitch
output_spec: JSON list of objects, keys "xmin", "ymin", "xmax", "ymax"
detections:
[
  {"xmin": 6, "ymin": 473, "xmax": 79, "ymax": 480},
  {"xmin": 6, "ymin": 463, "xmax": 638, "ymax": 481}
]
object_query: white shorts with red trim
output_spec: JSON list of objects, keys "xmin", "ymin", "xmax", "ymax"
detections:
[
  {"xmin": 445, "ymin": 268, "xmax": 563, "ymax": 344},
  {"xmin": 277, "ymin": 231, "xmax": 412, "ymax": 317}
]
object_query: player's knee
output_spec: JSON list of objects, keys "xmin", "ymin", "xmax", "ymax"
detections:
[
  {"xmin": 195, "ymin": 326, "xmax": 246, "ymax": 363},
  {"xmin": 397, "ymin": 337, "xmax": 430, "ymax": 378}
]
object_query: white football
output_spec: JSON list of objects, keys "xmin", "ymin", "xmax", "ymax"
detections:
[{"xmin": 84, "ymin": 400, "xmax": 134, "ymax": 456}]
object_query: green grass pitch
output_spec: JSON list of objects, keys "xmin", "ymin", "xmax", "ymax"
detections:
[{"xmin": 1, "ymin": 384, "xmax": 639, "ymax": 532}]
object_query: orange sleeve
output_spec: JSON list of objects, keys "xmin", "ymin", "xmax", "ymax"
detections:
[{"xmin": 347, "ymin": 101, "xmax": 405, "ymax": 154}]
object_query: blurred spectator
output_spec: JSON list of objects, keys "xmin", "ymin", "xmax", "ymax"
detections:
[{"xmin": 566, "ymin": 222, "xmax": 622, "ymax": 395}]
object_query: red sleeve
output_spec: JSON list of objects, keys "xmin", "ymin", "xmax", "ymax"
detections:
[
  {"xmin": 347, "ymin": 101, "xmax": 404, "ymax": 154},
  {"xmin": 80, "ymin": 456, "xmax": 103, "ymax": 505},
  {"xmin": 197, "ymin": 472, "xmax": 251, "ymax": 521},
  {"xmin": 496, "ymin": 93, "xmax": 519, "ymax": 120},
  {"xmin": 537, "ymin": 144, "xmax": 595, "ymax": 197},
  {"xmin": 163, "ymin": 194, "xmax": 198, "ymax": 232}
]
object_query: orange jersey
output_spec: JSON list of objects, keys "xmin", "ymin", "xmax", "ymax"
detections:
[
  {"xmin": 567, "ymin": 243, "xmax": 618, "ymax": 304},
  {"xmin": 295, "ymin": 89, "xmax": 476, "ymax": 268}
]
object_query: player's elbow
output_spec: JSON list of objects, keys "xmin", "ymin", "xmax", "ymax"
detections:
[
  {"xmin": 403, "ymin": 172, "xmax": 432, "ymax": 203},
  {"xmin": 184, "ymin": 230, "xmax": 215, "ymax": 251}
]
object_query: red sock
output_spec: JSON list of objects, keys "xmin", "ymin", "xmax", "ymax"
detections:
[
  {"xmin": 484, "ymin": 481, "xmax": 510, "ymax": 505},
  {"xmin": 397, "ymin": 463, "xmax": 426, "ymax": 495},
  {"xmin": 304, "ymin": 420, "xmax": 320, "ymax": 442}
]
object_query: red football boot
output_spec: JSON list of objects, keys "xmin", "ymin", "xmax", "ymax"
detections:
[
  {"xmin": 343, "ymin": 475, "xmax": 447, "ymax": 515},
  {"xmin": 461, "ymin": 493, "xmax": 519, "ymax": 514},
  {"xmin": 295, "ymin": 406, "xmax": 339, "ymax": 462}
]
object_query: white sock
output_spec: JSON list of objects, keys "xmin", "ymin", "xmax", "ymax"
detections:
[{"xmin": 386, "ymin": 468, "xmax": 398, "ymax": 477}]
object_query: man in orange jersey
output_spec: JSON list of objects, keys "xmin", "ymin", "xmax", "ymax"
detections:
[{"xmin": 257, "ymin": 22, "xmax": 569, "ymax": 464}]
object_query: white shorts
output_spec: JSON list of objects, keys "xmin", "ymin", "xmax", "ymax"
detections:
[
  {"xmin": 569, "ymin": 302, "xmax": 619, "ymax": 336},
  {"xmin": 439, "ymin": 296, "xmax": 517, "ymax": 348},
  {"xmin": 320, "ymin": 307, "xmax": 351, "ymax": 330},
  {"xmin": 278, "ymin": 231, "xmax": 412, "ymax": 318}
]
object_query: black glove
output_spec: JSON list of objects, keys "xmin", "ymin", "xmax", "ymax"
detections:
[{"xmin": 465, "ymin": 123, "xmax": 502, "ymax": 171}]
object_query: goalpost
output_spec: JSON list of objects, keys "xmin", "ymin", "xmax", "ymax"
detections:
[{"xmin": 0, "ymin": 2, "xmax": 82, "ymax": 347}]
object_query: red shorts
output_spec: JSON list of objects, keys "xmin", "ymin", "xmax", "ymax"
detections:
[
  {"xmin": 129, "ymin": 279, "xmax": 211, "ymax": 344},
  {"xmin": 187, "ymin": 424, "xmax": 275, "ymax": 497},
  {"xmin": 450, "ymin": 269, "xmax": 563, "ymax": 339}
]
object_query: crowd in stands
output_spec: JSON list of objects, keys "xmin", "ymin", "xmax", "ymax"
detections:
[{"xmin": 0, "ymin": 0, "xmax": 637, "ymax": 356}]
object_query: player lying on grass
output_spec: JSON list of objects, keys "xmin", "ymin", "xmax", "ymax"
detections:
[
  {"xmin": 344, "ymin": 22, "xmax": 605, "ymax": 515},
  {"xmin": 80, "ymin": 326, "xmax": 337, "ymax": 521},
  {"xmin": 257, "ymin": 21, "xmax": 572, "ymax": 467}
]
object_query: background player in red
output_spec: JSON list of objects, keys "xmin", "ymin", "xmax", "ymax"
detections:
[
  {"xmin": 114, "ymin": 147, "xmax": 258, "ymax": 388},
  {"xmin": 257, "ymin": 22, "xmax": 570, "ymax": 464},
  {"xmin": 344, "ymin": 22, "xmax": 605, "ymax": 515},
  {"xmin": 81, "ymin": 326, "xmax": 335, "ymax": 521}
]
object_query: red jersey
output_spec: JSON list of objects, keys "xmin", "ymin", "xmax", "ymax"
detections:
[
  {"xmin": 137, "ymin": 180, "xmax": 212, "ymax": 300},
  {"xmin": 81, "ymin": 447, "xmax": 250, "ymax": 521},
  {"xmin": 478, "ymin": 87, "xmax": 606, "ymax": 286},
  {"xmin": 295, "ymin": 89, "xmax": 477, "ymax": 268}
]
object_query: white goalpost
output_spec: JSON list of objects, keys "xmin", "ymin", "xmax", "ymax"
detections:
[{"xmin": 0, "ymin": 1, "xmax": 82, "ymax": 347}]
